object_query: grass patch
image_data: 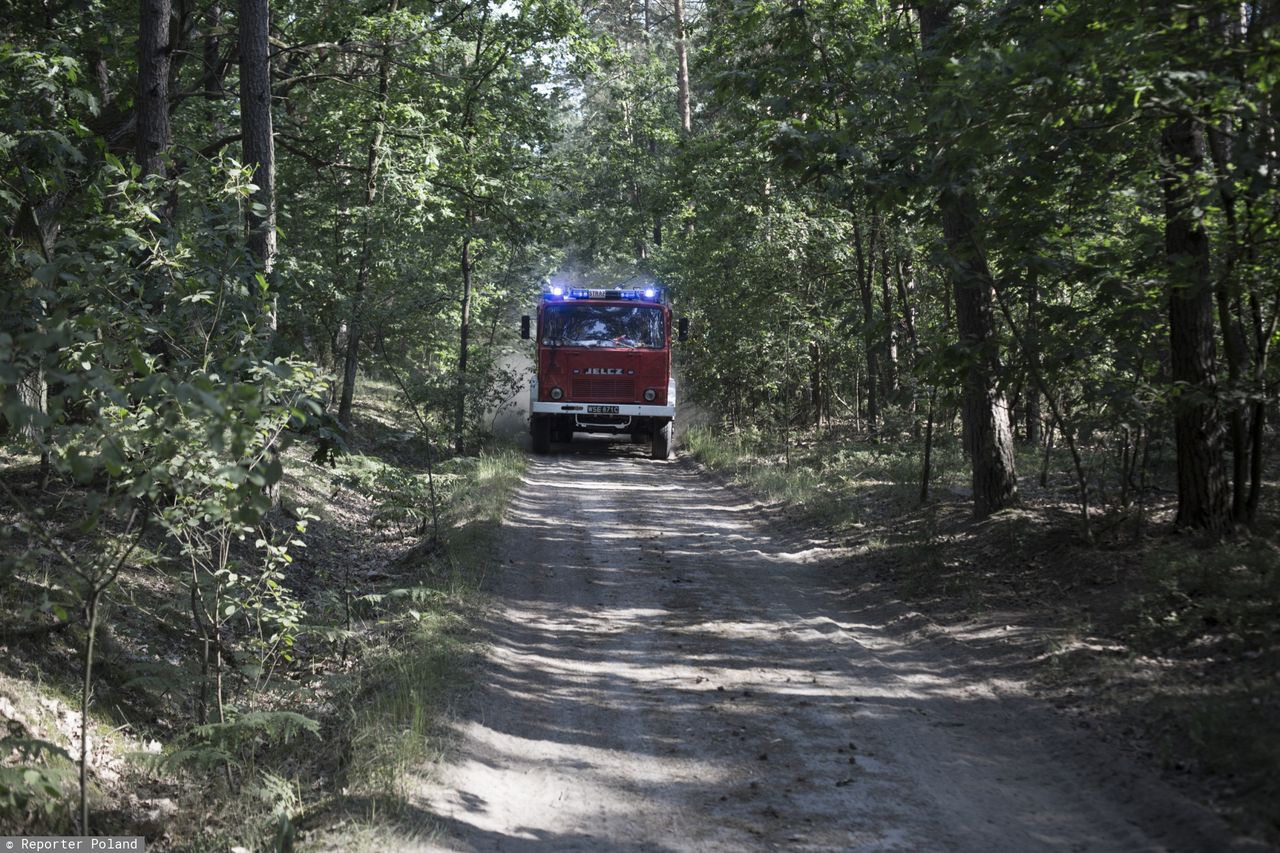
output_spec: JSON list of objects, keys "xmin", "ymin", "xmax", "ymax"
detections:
[
  {"xmin": 685, "ymin": 424, "xmax": 969, "ymax": 530},
  {"xmin": 308, "ymin": 445, "xmax": 525, "ymax": 846}
]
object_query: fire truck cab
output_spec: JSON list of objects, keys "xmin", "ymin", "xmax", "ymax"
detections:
[{"xmin": 521, "ymin": 284, "xmax": 686, "ymax": 460}]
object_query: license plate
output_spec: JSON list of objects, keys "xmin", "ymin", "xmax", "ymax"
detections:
[{"xmin": 587, "ymin": 405, "xmax": 620, "ymax": 414}]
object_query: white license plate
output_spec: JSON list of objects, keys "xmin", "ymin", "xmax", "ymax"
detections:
[{"xmin": 587, "ymin": 405, "xmax": 620, "ymax": 414}]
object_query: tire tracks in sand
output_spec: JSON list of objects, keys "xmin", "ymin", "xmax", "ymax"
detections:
[{"xmin": 412, "ymin": 439, "xmax": 1264, "ymax": 852}]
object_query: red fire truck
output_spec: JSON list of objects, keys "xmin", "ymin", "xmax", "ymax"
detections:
[{"xmin": 521, "ymin": 284, "xmax": 687, "ymax": 459}]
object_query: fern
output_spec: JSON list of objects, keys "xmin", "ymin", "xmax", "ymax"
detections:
[{"xmin": 191, "ymin": 711, "xmax": 321, "ymax": 752}]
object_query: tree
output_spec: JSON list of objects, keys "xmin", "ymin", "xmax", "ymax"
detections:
[
  {"xmin": 137, "ymin": 0, "xmax": 172, "ymax": 179},
  {"xmin": 337, "ymin": 0, "xmax": 397, "ymax": 430},
  {"xmin": 915, "ymin": 1, "xmax": 1018, "ymax": 517},
  {"xmin": 1160, "ymin": 112, "xmax": 1230, "ymax": 532},
  {"xmin": 239, "ymin": 0, "xmax": 277, "ymax": 293}
]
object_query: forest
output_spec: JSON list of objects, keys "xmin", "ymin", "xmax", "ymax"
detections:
[{"xmin": 1, "ymin": 0, "xmax": 1278, "ymax": 847}]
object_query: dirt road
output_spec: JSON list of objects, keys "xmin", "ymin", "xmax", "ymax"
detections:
[{"xmin": 414, "ymin": 438, "xmax": 1259, "ymax": 852}]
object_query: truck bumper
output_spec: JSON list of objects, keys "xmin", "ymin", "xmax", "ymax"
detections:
[
  {"xmin": 530, "ymin": 401, "xmax": 675, "ymax": 418},
  {"xmin": 529, "ymin": 377, "xmax": 676, "ymax": 419}
]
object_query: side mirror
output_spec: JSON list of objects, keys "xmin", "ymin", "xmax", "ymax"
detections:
[
  {"xmin": 678, "ymin": 317, "xmax": 689, "ymax": 342},
  {"xmin": 520, "ymin": 315, "xmax": 530, "ymax": 340}
]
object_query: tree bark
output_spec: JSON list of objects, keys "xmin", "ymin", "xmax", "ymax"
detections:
[
  {"xmin": 455, "ymin": 210, "xmax": 475, "ymax": 454},
  {"xmin": 852, "ymin": 218, "xmax": 880, "ymax": 431},
  {"xmin": 137, "ymin": 0, "xmax": 172, "ymax": 179},
  {"xmin": 916, "ymin": 2, "xmax": 1018, "ymax": 517},
  {"xmin": 809, "ymin": 340, "xmax": 822, "ymax": 428},
  {"xmin": 675, "ymin": 0, "xmax": 692, "ymax": 136},
  {"xmin": 239, "ymin": 0, "xmax": 276, "ymax": 298},
  {"xmin": 894, "ymin": 253, "xmax": 918, "ymax": 362},
  {"xmin": 1160, "ymin": 114, "xmax": 1230, "ymax": 533},
  {"xmin": 202, "ymin": 4, "xmax": 224, "ymax": 104},
  {"xmin": 1024, "ymin": 270, "xmax": 1042, "ymax": 445},
  {"xmin": 879, "ymin": 239, "xmax": 899, "ymax": 397}
]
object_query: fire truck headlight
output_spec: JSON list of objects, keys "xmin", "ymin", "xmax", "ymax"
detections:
[
  {"xmin": 550, "ymin": 386, "xmax": 563, "ymax": 400},
  {"xmin": 643, "ymin": 388, "xmax": 657, "ymax": 402}
]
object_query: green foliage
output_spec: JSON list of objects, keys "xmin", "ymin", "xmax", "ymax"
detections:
[
  {"xmin": 337, "ymin": 455, "xmax": 457, "ymax": 537},
  {"xmin": 147, "ymin": 711, "xmax": 320, "ymax": 777},
  {"xmin": 0, "ymin": 737, "xmax": 74, "ymax": 820},
  {"xmin": 338, "ymin": 446, "xmax": 525, "ymax": 800}
]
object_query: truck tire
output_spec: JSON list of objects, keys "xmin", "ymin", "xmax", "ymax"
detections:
[
  {"xmin": 532, "ymin": 415, "xmax": 551, "ymax": 454},
  {"xmin": 651, "ymin": 420, "xmax": 673, "ymax": 460}
]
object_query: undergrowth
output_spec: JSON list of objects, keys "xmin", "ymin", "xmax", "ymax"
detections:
[
  {"xmin": 684, "ymin": 424, "xmax": 970, "ymax": 528},
  {"xmin": 0, "ymin": 377, "xmax": 526, "ymax": 850}
]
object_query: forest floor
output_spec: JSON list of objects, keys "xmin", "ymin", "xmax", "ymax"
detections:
[
  {"xmin": 0, "ymin": 379, "xmax": 524, "ymax": 850},
  {"xmin": 396, "ymin": 432, "xmax": 1275, "ymax": 852}
]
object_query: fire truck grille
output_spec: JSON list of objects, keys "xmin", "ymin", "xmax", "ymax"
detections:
[{"xmin": 572, "ymin": 377, "xmax": 635, "ymax": 401}]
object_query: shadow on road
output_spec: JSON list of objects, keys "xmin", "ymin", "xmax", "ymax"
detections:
[{"xmin": 411, "ymin": 448, "xmax": 1252, "ymax": 852}]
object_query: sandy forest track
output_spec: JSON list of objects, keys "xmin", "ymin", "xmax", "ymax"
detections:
[{"xmin": 413, "ymin": 439, "xmax": 1259, "ymax": 852}]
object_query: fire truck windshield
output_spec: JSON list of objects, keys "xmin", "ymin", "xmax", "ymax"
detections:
[{"xmin": 541, "ymin": 303, "xmax": 664, "ymax": 349}]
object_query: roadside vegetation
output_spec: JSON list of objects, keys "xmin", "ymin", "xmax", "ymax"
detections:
[{"xmin": 0, "ymin": 378, "xmax": 523, "ymax": 848}]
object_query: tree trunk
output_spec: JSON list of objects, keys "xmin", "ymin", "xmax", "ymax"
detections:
[
  {"xmin": 920, "ymin": 387, "xmax": 936, "ymax": 504},
  {"xmin": 879, "ymin": 239, "xmax": 899, "ymax": 397},
  {"xmin": 894, "ymin": 253, "xmax": 918, "ymax": 362},
  {"xmin": 337, "ymin": 4, "xmax": 396, "ymax": 429},
  {"xmin": 15, "ymin": 368, "xmax": 47, "ymax": 447},
  {"xmin": 239, "ymin": 0, "xmax": 276, "ymax": 299},
  {"xmin": 1024, "ymin": 270, "xmax": 1042, "ymax": 445},
  {"xmin": 916, "ymin": 2, "xmax": 1018, "ymax": 518},
  {"xmin": 202, "ymin": 4, "xmax": 224, "ymax": 104},
  {"xmin": 455, "ymin": 211, "xmax": 475, "ymax": 454},
  {"xmin": 649, "ymin": 137, "xmax": 662, "ymax": 247},
  {"xmin": 853, "ymin": 218, "xmax": 879, "ymax": 430},
  {"xmin": 137, "ymin": 0, "xmax": 172, "ymax": 179},
  {"xmin": 809, "ymin": 340, "xmax": 822, "ymax": 428},
  {"xmin": 1205, "ymin": 100, "xmax": 1251, "ymax": 522},
  {"xmin": 1160, "ymin": 114, "xmax": 1231, "ymax": 533},
  {"xmin": 675, "ymin": 0, "xmax": 692, "ymax": 137},
  {"xmin": 1245, "ymin": 290, "xmax": 1278, "ymax": 521}
]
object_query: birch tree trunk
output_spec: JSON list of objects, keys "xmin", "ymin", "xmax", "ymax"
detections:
[{"xmin": 1024, "ymin": 270, "xmax": 1042, "ymax": 446}]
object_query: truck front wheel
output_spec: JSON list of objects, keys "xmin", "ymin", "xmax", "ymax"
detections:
[
  {"xmin": 651, "ymin": 420, "xmax": 673, "ymax": 460},
  {"xmin": 532, "ymin": 415, "xmax": 551, "ymax": 454}
]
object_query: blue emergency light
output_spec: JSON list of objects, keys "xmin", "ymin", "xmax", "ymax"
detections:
[{"xmin": 547, "ymin": 285, "xmax": 663, "ymax": 302}]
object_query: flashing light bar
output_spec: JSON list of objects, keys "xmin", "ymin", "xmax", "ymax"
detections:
[{"xmin": 546, "ymin": 287, "xmax": 663, "ymax": 302}]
